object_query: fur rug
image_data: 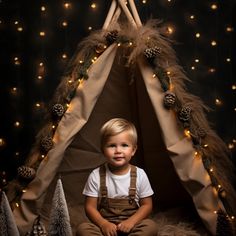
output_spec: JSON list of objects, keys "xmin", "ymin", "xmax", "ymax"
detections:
[{"xmin": 153, "ymin": 207, "xmax": 210, "ymax": 236}]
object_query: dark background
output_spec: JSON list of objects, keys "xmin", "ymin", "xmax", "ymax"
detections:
[{"xmin": 0, "ymin": 0, "xmax": 235, "ymax": 186}]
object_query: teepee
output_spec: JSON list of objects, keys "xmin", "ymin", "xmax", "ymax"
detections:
[{"xmin": 6, "ymin": 0, "xmax": 236, "ymax": 235}]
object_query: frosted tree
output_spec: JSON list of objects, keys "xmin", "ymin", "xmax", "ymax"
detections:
[
  {"xmin": 0, "ymin": 191, "xmax": 20, "ymax": 236},
  {"xmin": 48, "ymin": 178, "xmax": 72, "ymax": 236}
]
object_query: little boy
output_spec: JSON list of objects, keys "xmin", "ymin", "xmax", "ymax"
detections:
[{"xmin": 77, "ymin": 118, "xmax": 157, "ymax": 236}]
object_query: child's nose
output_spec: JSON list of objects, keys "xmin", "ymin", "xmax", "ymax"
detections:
[{"xmin": 115, "ymin": 146, "xmax": 122, "ymax": 152}]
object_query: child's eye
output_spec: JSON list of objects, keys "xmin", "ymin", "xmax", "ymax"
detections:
[
  {"xmin": 122, "ymin": 144, "xmax": 129, "ymax": 147},
  {"xmin": 108, "ymin": 144, "xmax": 116, "ymax": 147}
]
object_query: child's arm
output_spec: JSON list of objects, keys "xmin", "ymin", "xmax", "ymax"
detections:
[
  {"xmin": 117, "ymin": 196, "xmax": 153, "ymax": 233},
  {"xmin": 84, "ymin": 196, "xmax": 118, "ymax": 236}
]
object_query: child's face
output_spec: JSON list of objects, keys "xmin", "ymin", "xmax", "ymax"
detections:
[{"xmin": 103, "ymin": 130, "xmax": 137, "ymax": 169}]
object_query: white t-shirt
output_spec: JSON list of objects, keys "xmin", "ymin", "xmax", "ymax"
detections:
[{"xmin": 83, "ymin": 164, "xmax": 154, "ymax": 204}]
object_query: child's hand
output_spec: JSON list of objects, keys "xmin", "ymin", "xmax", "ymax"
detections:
[
  {"xmin": 117, "ymin": 219, "xmax": 135, "ymax": 233},
  {"xmin": 100, "ymin": 221, "xmax": 118, "ymax": 236}
]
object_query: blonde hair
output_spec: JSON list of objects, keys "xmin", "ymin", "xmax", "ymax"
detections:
[{"xmin": 100, "ymin": 118, "xmax": 137, "ymax": 149}]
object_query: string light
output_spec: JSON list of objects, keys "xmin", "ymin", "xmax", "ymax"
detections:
[
  {"xmin": 167, "ymin": 26, "xmax": 174, "ymax": 35},
  {"xmin": 226, "ymin": 26, "xmax": 233, "ymax": 32},
  {"xmin": 211, "ymin": 40, "xmax": 217, "ymax": 46},
  {"xmin": 209, "ymin": 68, "xmax": 216, "ymax": 73},
  {"xmin": 14, "ymin": 57, "xmax": 20, "ymax": 65},
  {"xmin": 215, "ymin": 98, "xmax": 222, "ymax": 106},
  {"xmin": 0, "ymin": 138, "xmax": 6, "ymax": 147},
  {"xmin": 211, "ymin": 4, "xmax": 218, "ymax": 10},
  {"xmin": 39, "ymin": 31, "xmax": 45, "ymax": 37},
  {"xmin": 184, "ymin": 129, "xmax": 191, "ymax": 138},
  {"xmin": 62, "ymin": 53, "xmax": 67, "ymax": 59},
  {"xmin": 64, "ymin": 2, "xmax": 71, "ymax": 9},
  {"xmin": 190, "ymin": 15, "xmax": 195, "ymax": 20},
  {"xmin": 41, "ymin": 6, "xmax": 46, "ymax": 12},
  {"xmin": 195, "ymin": 33, "xmax": 200, "ymax": 38},
  {"xmin": 14, "ymin": 121, "xmax": 21, "ymax": 127},
  {"xmin": 142, "ymin": 0, "xmax": 147, "ymax": 3},
  {"xmin": 17, "ymin": 26, "xmax": 23, "ymax": 32},
  {"xmin": 62, "ymin": 21, "xmax": 68, "ymax": 27},
  {"xmin": 91, "ymin": 3, "xmax": 97, "ymax": 9}
]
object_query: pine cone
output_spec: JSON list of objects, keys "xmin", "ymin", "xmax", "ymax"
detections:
[
  {"xmin": 144, "ymin": 46, "xmax": 161, "ymax": 60},
  {"xmin": 197, "ymin": 127, "xmax": 207, "ymax": 138},
  {"xmin": 40, "ymin": 136, "xmax": 54, "ymax": 153},
  {"xmin": 17, "ymin": 166, "xmax": 36, "ymax": 180},
  {"xmin": 216, "ymin": 209, "xmax": 234, "ymax": 236},
  {"xmin": 52, "ymin": 104, "xmax": 65, "ymax": 118},
  {"xmin": 105, "ymin": 30, "xmax": 118, "ymax": 44},
  {"xmin": 163, "ymin": 91, "xmax": 176, "ymax": 109},
  {"xmin": 178, "ymin": 106, "xmax": 192, "ymax": 122}
]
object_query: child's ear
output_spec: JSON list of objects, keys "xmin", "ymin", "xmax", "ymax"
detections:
[{"xmin": 132, "ymin": 145, "xmax": 137, "ymax": 156}]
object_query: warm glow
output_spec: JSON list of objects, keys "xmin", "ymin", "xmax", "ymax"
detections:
[
  {"xmin": 211, "ymin": 4, "xmax": 217, "ymax": 10},
  {"xmin": 14, "ymin": 121, "xmax": 20, "ymax": 127},
  {"xmin": 211, "ymin": 40, "xmax": 217, "ymax": 46},
  {"xmin": 190, "ymin": 15, "xmax": 195, "ymax": 19},
  {"xmin": 41, "ymin": 6, "xmax": 46, "ymax": 11},
  {"xmin": 62, "ymin": 53, "xmax": 67, "ymax": 59},
  {"xmin": 191, "ymin": 66, "xmax": 195, "ymax": 70},
  {"xmin": 17, "ymin": 27, "xmax": 23, "ymax": 32},
  {"xmin": 184, "ymin": 129, "xmax": 191, "ymax": 138},
  {"xmin": 62, "ymin": 21, "xmax": 68, "ymax": 27},
  {"xmin": 195, "ymin": 33, "xmax": 200, "ymax": 38},
  {"xmin": 167, "ymin": 26, "xmax": 174, "ymax": 34},
  {"xmin": 39, "ymin": 31, "xmax": 45, "ymax": 37},
  {"xmin": 232, "ymin": 85, "xmax": 236, "ymax": 90},
  {"xmin": 226, "ymin": 58, "xmax": 231, "ymax": 62},
  {"xmin": 0, "ymin": 138, "xmax": 5, "ymax": 147},
  {"xmin": 215, "ymin": 98, "xmax": 222, "ymax": 105},
  {"xmin": 142, "ymin": 0, "xmax": 147, "ymax": 3},
  {"xmin": 226, "ymin": 27, "xmax": 233, "ymax": 32},
  {"xmin": 88, "ymin": 26, "xmax": 92, "ymax": 30},
  {"xmin": 209, "ymin": 68, "xmax": 216, "ymax": 73},
  {"xmin": 91, "ymin": 3, "xmax": 96, "ymax": 9},
  {"xmin": 64, "ymin": 2, "xmax": 71, "ymax": 9}
]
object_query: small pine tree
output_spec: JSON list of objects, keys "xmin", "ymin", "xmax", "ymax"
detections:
[
  {"xmin": 0, "ymin": 191, "xmax": 20, "ymax": 236},
  {"xmin": 48, "ymin": 179, "xmax": 72, "ymax": 236}
]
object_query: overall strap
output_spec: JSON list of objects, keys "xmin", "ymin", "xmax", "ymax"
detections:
[
  {"xmin": 129, "ymin": 165, "xmax": 137, "ymax": 203},
  {"xmin": 99, "ymin": 164, "xmax": 108, "ymax": 197}
]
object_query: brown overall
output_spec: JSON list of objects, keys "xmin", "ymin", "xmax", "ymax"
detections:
[
  {"xmin": 99, "ymin": 164, "xmax": 139, "ymax": 224},
  {"xmin": 76, "ymin": 164, "xmax": 158, "ymax": 236}
]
